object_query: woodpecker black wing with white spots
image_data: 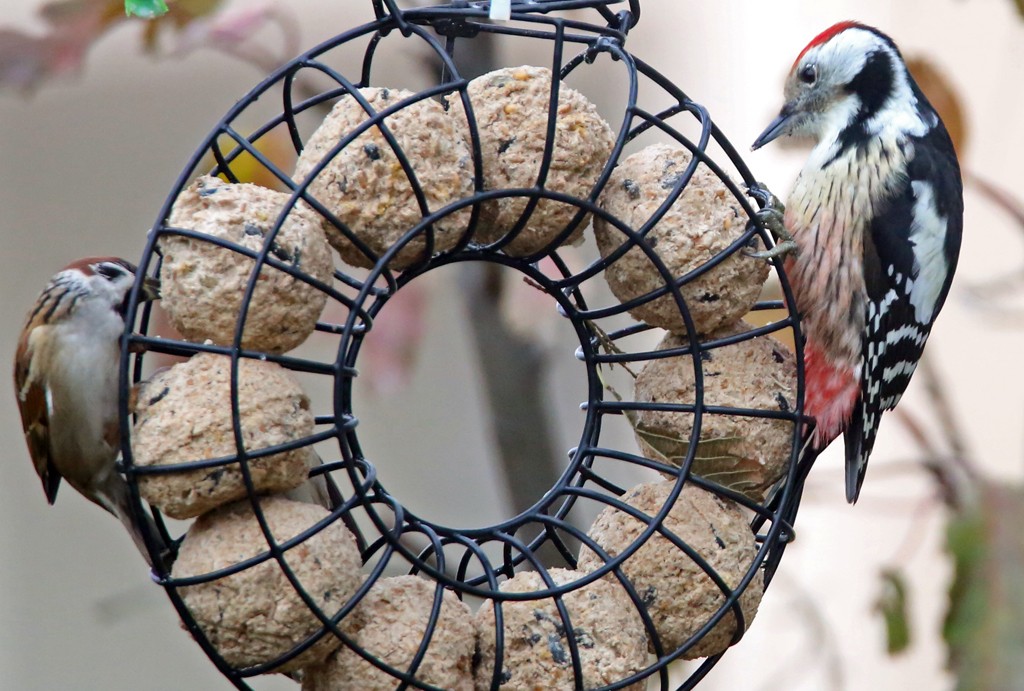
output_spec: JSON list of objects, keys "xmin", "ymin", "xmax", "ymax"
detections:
[{"xmin": 846, "ymin": 123, "xmax": 963, "ymax": 502}]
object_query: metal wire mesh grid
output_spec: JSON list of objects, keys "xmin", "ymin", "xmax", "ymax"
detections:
[{"xmin": 118, "ymin": 1, "xmax": 812, "ymax": 688}]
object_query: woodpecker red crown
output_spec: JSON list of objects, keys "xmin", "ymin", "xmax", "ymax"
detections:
[{"xmin": 792, "ymin": 20, "xmax": 865, "ymax": 69}]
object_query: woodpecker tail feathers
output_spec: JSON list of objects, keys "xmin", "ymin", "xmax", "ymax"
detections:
[{"xmin": 843, "ymin": 401, "xmax": 878, "ymax": 504}]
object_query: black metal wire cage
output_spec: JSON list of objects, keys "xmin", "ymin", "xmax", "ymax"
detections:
[{"xmin": 119, "ymin": 0, "xmax": 813, "ymax": 688}]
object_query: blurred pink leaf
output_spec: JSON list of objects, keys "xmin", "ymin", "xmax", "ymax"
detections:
[
  {"xmin": 501, "ymin": 250, "xmax": 592, "ymax": 343},
  {"xmin": 0, "ymin": 0, "xmax": 225, "ymax": 92},
  {"xmin": 38, "ymin": 0, "xmax": 122, "ymax": 29},
  {"xmin": 360, "ymin": 279, "xmax": 429, "ymax": 397},
  {"xmin": 0, "ymin": 30, "xmax": 81, "ymax": 92},
  {"xmin": 173, "ymin": 4, "xmax": 275, "ymax": 56},
  {"xmin": 0, "ymin": 0, "xmax": 112, "ymax": 92}
]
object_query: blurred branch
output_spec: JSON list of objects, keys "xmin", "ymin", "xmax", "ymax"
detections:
[
  {"xmin": 915, "ymin": 357, "xmax": 970, "ymax": 463},
  {"xmin": 886, "ymin": 492, "xmax": 943, "ymax": 564},
  {"xmin": 888, "ymin": 356, "xmax": 977, "ymax": 511},
  {"xmin": 961, "ymin": 268, "xmax": 1024, "ymax": 325},
  {"xmin": 891, "ymin": 407, "xmax": 942, "ymax": 460},
  {"xmin": 460, "ymin": 264, "xmax": 565, "ymax": 516},
  {"xmin": 754, "ymin": 574, "xmax": 844, "ymax": 691},
  {"xmin": 968, "ymin": 174, "xmax": 1024, "ymax": 232},
  {"xmin": 960, "ymin": 173, "xmax": 1024, "ymax": 322},
  {"xmin": 171, "ymin": 3, "xmax": 300, "ymax": 73}
]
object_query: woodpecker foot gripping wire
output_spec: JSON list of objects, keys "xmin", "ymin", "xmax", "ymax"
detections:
[
  {"xmin": 745, "ymin": 181, "xmax": 799, "ymax": 261},
  {"xmin": 119, "ymin": 2, "xmax": 811, "ymax": 689}
]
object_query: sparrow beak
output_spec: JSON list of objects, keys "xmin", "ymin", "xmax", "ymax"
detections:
[
  {"xmin": 752, "ymin": 103, "xmax": 797, "ymax": 151},
  {"xmin": 140, "ymin": 275, "xmax": 161, "ymax": 301}
]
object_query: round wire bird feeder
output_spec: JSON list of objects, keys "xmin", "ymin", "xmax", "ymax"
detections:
[{"xmin": 120, "ymin": 1, "xmax": 812, "ymax": 688}]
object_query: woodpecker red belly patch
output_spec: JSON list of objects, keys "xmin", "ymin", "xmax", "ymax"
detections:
[{"xmin": 804, "ymin": 343, "xmax": 859, "ymax": 448}]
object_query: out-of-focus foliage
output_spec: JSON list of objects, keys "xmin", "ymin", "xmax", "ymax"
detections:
[
  {"xmin": 356, "ymin": 280, "xmax": 429, "ymax": 396},
  {"xmin": 876, "ymin": 568, "xmax": 911, "ymax": 655},
  {"xmin": 893, "ymin": 56, "xmax": 1024, "ymax": 690},
  {"xmin": 206, "ymin": 126, "xmax": 296, "ymax": 190},
  {"xmin": 0, "ymin": 0, "xmax": 226, "ymax": 92},
  {"xmin": 943, "ymin": 483, "xmax": 1024, "ymax": 690},
  {"xmin": 124, "ymin": 0, "xmax": 168, "ymax": 18}
]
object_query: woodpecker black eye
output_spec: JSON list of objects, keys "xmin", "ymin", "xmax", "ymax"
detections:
[{"xmin": 798, "ymin": 64, "xmax": 817, "ymax": 85}]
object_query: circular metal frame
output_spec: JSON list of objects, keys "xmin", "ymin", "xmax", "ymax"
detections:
[{"xmin": 118, "ymin": 1, "xmax": 812, "ymax": 688}]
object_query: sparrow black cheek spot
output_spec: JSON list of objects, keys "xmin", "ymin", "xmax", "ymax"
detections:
[
  {"xmin": 95, "ymin": 263, "xmax": 126, "ymax": 281},
  {"xmin": 147, "ymin": 386, "xmax": 171, "ymax": 407}
]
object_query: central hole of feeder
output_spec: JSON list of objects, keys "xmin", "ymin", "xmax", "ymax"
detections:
[{"xmin": 351, "ymin": 260, "xmax": 587, "ymax": 531}]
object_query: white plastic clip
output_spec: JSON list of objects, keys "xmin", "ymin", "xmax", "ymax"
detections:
[{"xmin": 490, "ymin": 0, "xmax": 512, "ymax": 21}]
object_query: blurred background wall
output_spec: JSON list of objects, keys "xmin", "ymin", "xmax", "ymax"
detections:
[{"xmin": 0, "ymin": 0, "xmax": 1021, "ymax": 688}]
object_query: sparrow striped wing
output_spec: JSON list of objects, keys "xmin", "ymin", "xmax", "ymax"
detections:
[{"xmin": 14, "ymin": 329, "xmax": 63, "ymax": 504}]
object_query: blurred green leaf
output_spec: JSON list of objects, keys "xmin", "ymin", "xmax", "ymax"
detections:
[
  {"xmin": 875, "ymin": 568, "xmax": 911, "ymax": 655},
  {"xmin": 124, "ymin": 0, "xmax": 167, "ymax": 17},
  {"xmin": 944, "ymin": 483, "xmax": 1024, "ymax": 690}
]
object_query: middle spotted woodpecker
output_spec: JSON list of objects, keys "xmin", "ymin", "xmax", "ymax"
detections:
[{"xmin": 750, "ymin": 22, "xmax": 963, "ymax": 503}]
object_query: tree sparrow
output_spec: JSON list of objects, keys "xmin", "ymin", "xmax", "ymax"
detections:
[{"xmin": 14, "ymin": 257, "xmax": 168, "ymax": 567}]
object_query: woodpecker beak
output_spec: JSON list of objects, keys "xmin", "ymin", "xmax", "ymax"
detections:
[
  {"xmin": 752, "ymin": 104, "xmax": 797, "ymax": 151},
  {"xmin": 140, "ymin": 275, "xmax": 161, "ymax": 301}
]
